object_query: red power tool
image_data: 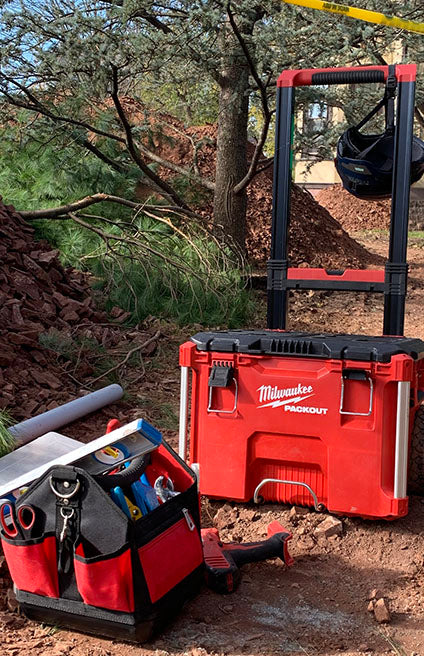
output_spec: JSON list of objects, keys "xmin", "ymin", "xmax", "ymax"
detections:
[{"xmin": 201, "ymin": 521, "xmax": 293, "ymax": 594}]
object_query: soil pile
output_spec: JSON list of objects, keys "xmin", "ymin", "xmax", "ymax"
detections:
[
  {"xmin": 140, "ymin": 114, "xmax": 378, "ymax": 268},
  {"xmin": 316, "ymin": 184, "xmax": 391, "ymax": 232},
  {"xmin": 0, "ymin": 200, "xmax": 157, "ymax": 421},
  {"xmin": 246, "ymin": 176, "xmax": 379, "ymax": 268}
]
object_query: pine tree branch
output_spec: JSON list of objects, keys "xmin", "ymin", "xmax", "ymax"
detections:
[
  {"xmin": 68, "ymin": 212, "xmax": 207, "ymax": 280},
  {"xmin": 0, "ymin": 77, "xmax": 126, "ymax": 144},
  {"xmin": 19, "ymin": 192, "xmax": 214, "ymax": 225}
]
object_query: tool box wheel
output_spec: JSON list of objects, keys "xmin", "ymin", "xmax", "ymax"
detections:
[{"xmin": 408, "ymin": 404, "xmax": 424, "ymax": 495}]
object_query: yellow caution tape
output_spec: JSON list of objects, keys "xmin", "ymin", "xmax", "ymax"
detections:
[{"xmin": 283, "ymin": 0, "xmax": 424, "ymax": 35}]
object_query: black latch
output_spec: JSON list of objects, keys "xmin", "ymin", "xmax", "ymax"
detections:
[
  {"xmin": 208, "ymin": 365, "xmax": 234, "ymax": 388},
  {"xmin": 385, "ymin": 64, "xmax": 397, "ymax": 98},
  {"xmin": 342, "ymin": 369, "xmax": 368, "ymax": 381}
]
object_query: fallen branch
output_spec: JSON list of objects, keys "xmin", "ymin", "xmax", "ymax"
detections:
[
  {"xmin": 19, "ymin": 193, "xmax": 135, "ymax": 220},
  {"xmin": 19, "ymin": 192, "xmax": 209, "ymax": 225},
  {"xmin": 88, "ymin": 330, "xmax": 161, "ymax": 386},
  {"xmin": 68, "ymin": 213, "xmax": 208, "ymax": 281}
]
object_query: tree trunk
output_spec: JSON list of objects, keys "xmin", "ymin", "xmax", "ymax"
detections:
[{"xmin": 213, "ymin": 28, "xmax": 250, "ymax": 251}]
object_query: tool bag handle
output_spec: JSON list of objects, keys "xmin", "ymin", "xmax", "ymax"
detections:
[{"xmin": 92, "ymin": 454, "xmax": 150, "ymax": 491}]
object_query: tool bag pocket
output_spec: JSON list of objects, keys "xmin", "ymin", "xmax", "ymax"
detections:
[
  {"xmin": 1, "ymin": 532, "xmax": 59, "ymax": 598},
  {"xmin": 138, "ymin": 510, "xmax": 204, "ymax": 603},
  {"xmin": 74, "ymin": 541, "xmax": 134, "ymax": 612}
]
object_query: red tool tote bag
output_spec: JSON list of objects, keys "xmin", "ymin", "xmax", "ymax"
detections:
[{"xmin": 0, "ymin": 442, "xmax": 204, "ymax": 642}]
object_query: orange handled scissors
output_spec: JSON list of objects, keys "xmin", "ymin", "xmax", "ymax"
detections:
[{"xmin": 0, "ymin": 502, "xmax": 36, "ymax": 540}]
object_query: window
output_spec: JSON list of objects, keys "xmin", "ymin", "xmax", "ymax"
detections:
[{"xmin": 301, "ymin": 102, "xmax": 332, "ymax": 158}]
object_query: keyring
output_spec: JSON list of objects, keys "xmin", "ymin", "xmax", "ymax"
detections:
[{"xmin": 49, "ymin": 477, "xmax": 80, "ymax": 499}]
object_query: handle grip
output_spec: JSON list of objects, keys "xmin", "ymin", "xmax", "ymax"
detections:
[
  {"xmin": 277, "ymin": 64, "xmax": 416, "ymax": 88},
  {"xmin": 311, "ymin": 70, "xmax": 384, "ymax": 86},
  {"xmin": 222, "ymin": 532, "xmax": 293, "ymax": 567},
  {"xmin": 201, "ymin": 522, "xmax": 293, "ymax": 593}
]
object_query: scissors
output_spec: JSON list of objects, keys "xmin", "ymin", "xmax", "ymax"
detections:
[{"xmin": 0, "ymin": 502, "xmax": 36, "ymax": 540}]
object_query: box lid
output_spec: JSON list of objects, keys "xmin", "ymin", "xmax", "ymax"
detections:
[{"xmin": 190, "ymin": 330, "xmax": 424, "ymax": 363}]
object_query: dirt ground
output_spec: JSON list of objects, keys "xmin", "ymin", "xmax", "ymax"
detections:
[{"xmin": 2, "ymin": 232, "xmax": 424, "ymax": 656}]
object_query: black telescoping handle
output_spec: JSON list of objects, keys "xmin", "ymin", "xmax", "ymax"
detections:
[
  {"xmin": 223, "ymin": 532, "xmax": 292, "ymax": 567},
  {"xmin": 311, "ymin": 70, "xmax": 385, "ymax": 86}
]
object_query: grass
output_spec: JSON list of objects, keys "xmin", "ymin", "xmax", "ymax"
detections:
[{"xmin": 0, "ymin": 410, "xmax": 16, "ymax": 456}]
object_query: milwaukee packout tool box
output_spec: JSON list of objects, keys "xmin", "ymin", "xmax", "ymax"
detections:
[{"xmin": 179, "ymin": 331, "xmax": 424, "ymax": 519}]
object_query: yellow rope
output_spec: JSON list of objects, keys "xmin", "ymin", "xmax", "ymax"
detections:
[{"xmin": 283, "ymin": 0, "xmax": 424, "ymax": 35}]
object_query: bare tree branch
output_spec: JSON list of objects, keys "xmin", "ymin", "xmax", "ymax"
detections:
[
  {"xmin": 110, "ymin": 63, "xmax": 189, "ymax": 208},
  {"xmin": 130, "ymin": 9, "xmax": 172, "ymax": 33},
  {"xmin": 88, "ymin": 330, "xmax": 161, "ymax": 386},
  {"xmin": 19, "ymin": 193, "xmax": 136, "ymax": 219},
  {"xmin": 226, "ymin": 4, "xmax": 273, "ymax": 194},
  {"xmin": 80, "ymin": 138, "xmax": 127, "ymax": 173},
  {"xmin": 137, "ymin": 141, "xmax": 215, "ymax": 191}
]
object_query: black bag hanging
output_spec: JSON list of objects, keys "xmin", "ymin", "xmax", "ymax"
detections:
[{"xmin": 335, "ymin": 65, "xmax": 424, "ymax": 200}]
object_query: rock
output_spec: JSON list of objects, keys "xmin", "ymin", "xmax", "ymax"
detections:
[
  {"xmin": 314, "ymin": 516, "xmax": 343, "ymax": 539},
  {"xmin": 368, "ymin": 587, "xmax": 384, "ymax": 600},
  {"xmin": 214, "ymin": 504, "xmax": 237, "ymax": 530},
  {"xmin": 6, "ymin": 588, "xmax": 19, "ymax": 612},
  {"xmin": 294, "ymin": 505, "xmax": 309, "ymax": 515},
  {"xmin": 289, "ymin": 507, "xmax": 298, "ymax": 523},
  {"xmin": 373, "ymin": 598, "xmax": 390, "ymax": 623},
  {"xmin": 367, "ymin": 600, "xmax": 375, "ymax": 612},
  {"xmin": 221, "ymin": 604, "xmax": 234, "ymax": 613},
  {"xmin": 243, "ymin": 509, "xmax": 260, "ymax": 521},
  {"xmin": 110, "ymin": 306, "xmax": 126, "ymax": 318}
]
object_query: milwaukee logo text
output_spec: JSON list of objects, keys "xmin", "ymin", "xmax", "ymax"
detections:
[
  {"xmin": 257, "ymin": 383, "xmax": 328, "ymax": 415},
  {"xmin": 257, "ymin": 383, "xmax": 313, "ymax": 404}
]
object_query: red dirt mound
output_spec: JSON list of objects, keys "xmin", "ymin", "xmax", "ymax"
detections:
[
  {"xmin": 316, "ymin": 184, "xmax": 391, "ymax": 232},
  {"xmin": 138, "ymin": 114, "xmax": 379, "ymax": 268},
  {"xmin": 246, "ymin": 177, "xmax": 380, "ymax": 268}
]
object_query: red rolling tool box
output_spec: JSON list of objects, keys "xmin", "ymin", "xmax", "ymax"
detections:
[
  {"xmin": 179, "ymin": 64, "xmax": 424, "ymax": 520},
  {"xmin": 180, "ymin": 332, "xmax": 424, "ymax": 519}
]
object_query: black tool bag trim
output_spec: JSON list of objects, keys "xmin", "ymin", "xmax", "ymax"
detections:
[{"xmin": 1, "ymin": 441, "xmax": 204, "ymax": 643}]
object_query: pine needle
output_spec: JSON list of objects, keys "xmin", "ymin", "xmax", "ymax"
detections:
[{"xmin": 0, "ymin": 410, "xmax": 16, "ymax": 457}]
